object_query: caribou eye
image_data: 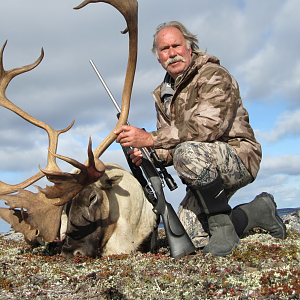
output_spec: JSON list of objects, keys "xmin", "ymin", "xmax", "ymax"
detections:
[{"xmin": 90, "ymin": 194, "xmax": 97, "ymax": 203}]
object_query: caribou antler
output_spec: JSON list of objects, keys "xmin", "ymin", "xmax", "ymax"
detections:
[
  {"xmin": 0, "ymin": 40, "xmax": 80, "ymax": 241},
  {"xmin": 0, "ymin": 0, "xmax": 138, "ymax": 243},
  {"xmin": 0, "ymin": 41, "xmax": 75, "ymax": 195},
  {"xmin": 74, "ymin": 0, "xmax": 138, "ymax": 159}
]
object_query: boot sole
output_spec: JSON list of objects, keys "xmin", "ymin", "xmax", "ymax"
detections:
[{"xmin": 203, "ymin": 240, "xmax": 240, "ymax": 256}]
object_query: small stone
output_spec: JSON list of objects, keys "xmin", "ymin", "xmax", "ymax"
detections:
[{"xmin": 282, "ymin": 210, "xmax": 300, "ymax": 234}]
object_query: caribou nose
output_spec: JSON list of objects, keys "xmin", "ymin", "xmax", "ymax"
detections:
[
  {"xmin": 73, "ymin": 249, "xmax": 86, "ymax": 256},
  {"xmin": 73, "ymin": 248, "xmax": 97, "ymax": 258},
  {"xmin": 61, "ymin": 239, "xmax": 99, "ymax": 258}
]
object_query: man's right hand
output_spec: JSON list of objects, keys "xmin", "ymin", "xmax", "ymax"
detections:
[{"xmin": 114, "ymin": 125, "xmax": 154, "ymax": 148}]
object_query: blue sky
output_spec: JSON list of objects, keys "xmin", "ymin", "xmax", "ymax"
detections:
[{"xmin": 0, "ymin": 0, "xmax": 300, "ymax": 233}]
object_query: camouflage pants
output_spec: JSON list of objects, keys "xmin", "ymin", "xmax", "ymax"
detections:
[{"xmin": 174, "ymin": 141, "xmax": 253, "ymax": 248}]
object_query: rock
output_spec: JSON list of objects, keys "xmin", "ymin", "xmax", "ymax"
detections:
[
  {"xmin": 0, "ymin": 230, "xmax": 23, "ymax": 240},
  {"xmin": 281, "ymin": 210, "xmax": 300, "ymax": 234}
]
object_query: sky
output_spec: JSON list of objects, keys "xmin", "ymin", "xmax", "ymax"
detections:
[{"xmin": 0, "ymin": 0, "xmax": 300, "ymax": 233}]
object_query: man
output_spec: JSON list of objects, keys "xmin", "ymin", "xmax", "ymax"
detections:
[{"xmin": 114, "ymin": 21, "xmax": 286, "ymax": 256}]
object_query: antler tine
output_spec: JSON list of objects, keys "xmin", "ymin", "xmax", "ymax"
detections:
[
  {"xmin": 0, "ymin": 41, "xmax": 75, "ymax": 195},
  {"xmin": 74, "ymin": 0, "xmax": 138, "ymax": 159}
]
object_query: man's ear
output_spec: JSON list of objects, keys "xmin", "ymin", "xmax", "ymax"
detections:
[{"xmin": 189, "ymin": 47, "xmax": 192, "ymax": 56}]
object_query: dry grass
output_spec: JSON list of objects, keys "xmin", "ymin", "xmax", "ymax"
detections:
[{"xmin": 0, "ymin": 229, "xmax": 300, "ymax": 299}]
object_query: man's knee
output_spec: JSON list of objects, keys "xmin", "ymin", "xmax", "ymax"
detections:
[
  {"xmin": 173, "ymin": 141, "xmax": 217, "ymax": 185},
  {"xmin": 174, "ymin": 141, "xmax": 198, "ymax": 167}
]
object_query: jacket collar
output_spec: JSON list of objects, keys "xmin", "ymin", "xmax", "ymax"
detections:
[{"xmin": 153, "ymin": 54, "xmax": 221, "ymax": 105}]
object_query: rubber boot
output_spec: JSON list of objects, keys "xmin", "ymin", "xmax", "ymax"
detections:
[
  {"xmin": 231, "ymin": 192, "xmax": 287, "ymax": 239},
  {"xmin": 189, "ymin": 176, "xmax": 240, "ymax": 256}
]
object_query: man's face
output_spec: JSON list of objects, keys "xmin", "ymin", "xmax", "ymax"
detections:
[{"xmin": 156, "ymin": 27, "xmax": 192, "ymax": 80}]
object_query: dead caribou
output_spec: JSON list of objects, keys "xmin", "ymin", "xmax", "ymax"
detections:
[{"xmin": 0, "ymin": 0, "xmax": 158, "ymax": 257}]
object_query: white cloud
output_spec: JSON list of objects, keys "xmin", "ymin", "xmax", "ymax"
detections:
[
  {"xmin": 260, "ymin": 155, "xmax": 300, "ymax": 177},
  {"xmin": 256, "ymin": 109, "xmax": 300, "ymax": 142},
  {"xmin": 236, "ymin": 0, "xmax": 300, "ymax": 103}
]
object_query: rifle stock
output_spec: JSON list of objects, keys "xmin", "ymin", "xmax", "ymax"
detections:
[{"xmin": 141, "ymin": 158, "xmax": 196, "ymax": 259}]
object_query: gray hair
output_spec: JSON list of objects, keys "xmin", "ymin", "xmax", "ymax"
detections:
[{"xmin": 151, "ymin": 21, "xmax": 206, "ymax": 58}]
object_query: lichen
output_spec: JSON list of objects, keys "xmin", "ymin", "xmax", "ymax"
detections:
[{"xmin": 0, "ymin": 230, "xmax": 299, "ymax": 299}]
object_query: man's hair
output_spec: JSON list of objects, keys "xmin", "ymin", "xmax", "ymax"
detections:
[{"xmin": 151, "ymin": 21, "xmax": 206, "ymax": 58}]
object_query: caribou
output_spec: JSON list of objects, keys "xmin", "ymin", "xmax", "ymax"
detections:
[{"xmin": 0, "ymin": 0, "xmax": 158, "ymax": 257}]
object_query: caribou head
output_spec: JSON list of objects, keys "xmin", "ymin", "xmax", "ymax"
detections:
[{"xmin": 0, "ymin": 0, "xmax": 138, "ymax": 245}]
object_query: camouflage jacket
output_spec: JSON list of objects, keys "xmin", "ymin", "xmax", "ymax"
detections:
[{"xmin": 150, "ymin": 54, "xmax": 262, "ymax": 179}]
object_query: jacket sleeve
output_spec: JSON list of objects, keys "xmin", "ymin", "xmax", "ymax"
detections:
[{"xmin": 151, "ymin": 66, "xmax": 240, "ymax": 150}]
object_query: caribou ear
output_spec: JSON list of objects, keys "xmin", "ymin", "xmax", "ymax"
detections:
[{"xmin": 100, "ymin": 171, "xmax": 123, "ymax": 189}]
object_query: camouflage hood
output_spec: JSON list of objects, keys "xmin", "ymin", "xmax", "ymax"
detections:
[{"xmin": 150, "ymin": 54, "xmax": 262, "ymax": 179}]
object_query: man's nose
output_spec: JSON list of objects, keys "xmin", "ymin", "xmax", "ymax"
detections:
[{"xmin": 169, "ymin": 47, "xmax": 176, "ymax": 57}]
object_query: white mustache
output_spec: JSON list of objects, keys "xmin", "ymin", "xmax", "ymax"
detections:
[{"xmin": 165, "ymin": 56, "xmax": 186, "ymax": 68}]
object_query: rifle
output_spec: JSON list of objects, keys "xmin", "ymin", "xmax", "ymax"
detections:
[{"xmin": 90, "ymin": 60, "xmax": 196, "ymax": 259}]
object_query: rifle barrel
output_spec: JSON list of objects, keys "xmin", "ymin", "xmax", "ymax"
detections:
[
  {"xmin": 89, "ymin": 59, "xmax": 160, "ymax": 178},
  {"xmin": 90, "ymin": 60, "xmax": 125, "ymax": 119}
]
